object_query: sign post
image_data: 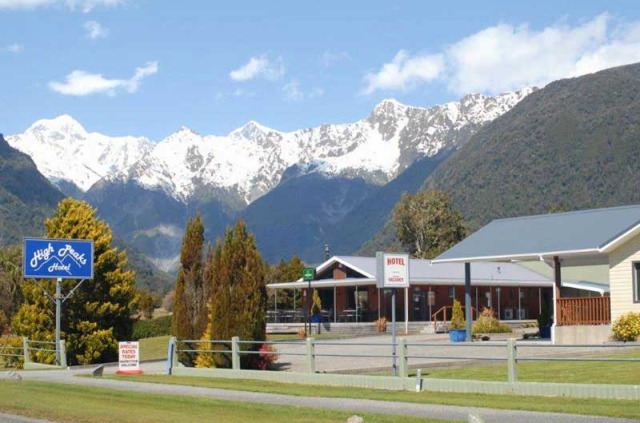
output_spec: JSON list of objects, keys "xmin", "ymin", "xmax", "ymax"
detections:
[
  {"xmin": 376, "ymin": 252, "xmax": 410, "ymax": 376},
  {"xmin": 302, "ymin": 268, "xmax": 316, "ymax": 336},
  {"xmin": 23, "ymin": 238, "xmax": 94, "ymax": 366}
]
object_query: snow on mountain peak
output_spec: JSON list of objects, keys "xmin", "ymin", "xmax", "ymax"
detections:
[
  {"xmin": 10, "ymin": 87, "xmax": 534, "ymax": 205},
  {"xmin": 230, "ymin": 120, "xmax": 275, "ymax": 140},
  {"xmin": 28, "ymin": 114, "xmax": 87, "ymax": 137},
  {"xmin": 7, "ymin": 116, "xmax": 152, "ymax": 192}
]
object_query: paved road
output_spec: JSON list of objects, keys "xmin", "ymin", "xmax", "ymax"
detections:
[
  {"xmin": 7, "ymin": 368, "xmax": 637, "ymax": 423},
  {"xmin": 0, "ymin": 413, "xmax": 57, "ymax": 423}
]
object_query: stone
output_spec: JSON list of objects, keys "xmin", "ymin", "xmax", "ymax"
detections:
[
  {"xmin": 468, "ymin": 414, "xmax": 485, "ymax": 423},
  {"xmin": 346, "ymin": 416, "xmax": 364, "ymax": 423},
  {"xmin": 92, "ymin": 365, "xmax": 104, "ymax": 377},
  {"xmin": 7, "ymin": 371, "xmax": 22, "ymax": 381}
]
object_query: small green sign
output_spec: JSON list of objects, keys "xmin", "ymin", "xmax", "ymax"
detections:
[{"xmin": 302, "ymin": 267, "xmax": 316, "ymax": 281}]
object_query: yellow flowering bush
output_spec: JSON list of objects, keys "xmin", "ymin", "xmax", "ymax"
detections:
[
  {"xmin": 0, "ymin": 334, "xmax": 24, "ymax": 369},
  {"xmin": 612, "ymin": 312, "xmax": 640, "ymax": 342}
]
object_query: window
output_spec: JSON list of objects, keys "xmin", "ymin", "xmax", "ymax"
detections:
[
  {"xmin": 634, "ymin": 262, "xmax": 640, "ymax": 303},
  {"xmin": 449, "ymin": 286, "xmax": 455, "ymax": 300}
]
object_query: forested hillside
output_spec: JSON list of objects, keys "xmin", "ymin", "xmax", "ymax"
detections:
[
  {"xmin": 0, "ymin": 134, "xmax": 63, "ymax": 245},
  {"xmin": 424, "ymin": 63, "xmax": 640, "ymax": 229}
]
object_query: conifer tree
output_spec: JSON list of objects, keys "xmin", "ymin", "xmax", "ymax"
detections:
[
  {"xmin": 171, "ymin": 213, "xmax": 205, "ymax": 364},
  {"xmin": 0, "ymin": 246, "xmax": 22, "ymax": 333},
  {"xmin": 197, "ymin": 242, "xmax": 214, "ymax": 336},
  {"xmin": 197, "ymin": 220, "xmax": 266, "ymax": 368},
  {"xmin": 12, "ymin": 198, "xmax": 137, "ymax": 364}
]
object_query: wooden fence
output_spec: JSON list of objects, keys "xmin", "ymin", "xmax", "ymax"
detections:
[{"xmin": 557, "ymin": 296, "xmax": 611, "ymax": 326}]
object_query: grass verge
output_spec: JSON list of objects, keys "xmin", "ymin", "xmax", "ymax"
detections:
[
  {"xmin": 422, "ymin": 350, "xmax": 640, "ymax": 385},
  {"xmin": 107, "ymin": 374, "xmax": 640, "ymax": 420},
  {"xmin": 0, "ymin": 380, "xmax": 452, "ymax": 423},
  {"xmin": 139, "ymin": 335, "xmax": 171, "ymax": 361}
]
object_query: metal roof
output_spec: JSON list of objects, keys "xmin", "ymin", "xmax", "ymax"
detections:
[
  {"xmin": 433, "ymin": 205, "xmax": 640, "ymax": 263},
  {"xmin": 267, "ymin": 255, "xmax": 554, "ymax": 289}
]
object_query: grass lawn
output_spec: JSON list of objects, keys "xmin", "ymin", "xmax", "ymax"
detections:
[
  {"xmin": 138, "ymin": 335, "xmax": 171, "ymax": 361},
  {"xmin": 0, "ymin": 380, "xmax": 452, "ymax": 423},
  {"xmin": 107, "ymin": 374, "xmax": 640, "ymax": 420},
  {"xmin": 422, "ymin": 350, "xmax": 640, "ymax": 385}
]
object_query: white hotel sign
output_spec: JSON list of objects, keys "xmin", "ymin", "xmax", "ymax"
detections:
[{"xmin": 376, "ymin": 252, "xmax": 410, "ymax": 288}]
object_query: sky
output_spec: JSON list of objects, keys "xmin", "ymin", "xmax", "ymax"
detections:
[{"xmin": 2, "ymin": 0, "xmax": 640, "ymax": 140}]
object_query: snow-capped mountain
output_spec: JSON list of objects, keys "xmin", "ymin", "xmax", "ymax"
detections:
[
  {"xmin": 8, "ymin": 89, "xmax": 534, "ymax": 270},
  {"xmin": 121, "ymin": 87, "xmax": 535, "ymax": 206},
  {"xmin": 6, "ymin": 115, "xmax": 153, "ymax": 193},
  {"xmin": 8, "ymin": 88, "xmax": 533, "ymax": 206}
]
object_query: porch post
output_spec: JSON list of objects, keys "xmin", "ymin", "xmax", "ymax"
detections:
[
  {"xmin": 475, "ymin": 287, "xmax": 478, "ymax": 311},
  {"xmin": 377, "ymin": 288, "xmax": 381, "ymax": 320},
  {"xmin": 465, "ymin": 262, "xmax": 472, "ymax": 342},
  {"xmin": 355, "ymin": 285, "xmax": 359, "ymax": 323},
  {"xmin": 293, "ymin": 289, "xmax": 296, "ymax": 312},
  {"xmin": 538, "ymin": 287, "xmax": 542, "ymax": 315},
  {"xmin": 404, "ymin": 286, "xmax": 409, "ymax": 334},
  {"xmin": 517, "ymin": 287, "xmax": 521, "ymax": 320},
  {"xmin": 333, "ymin": 286, "xmax": 337, "ymax": 323},
  {"xmin": 552, "ymin": 256, "xmax": 562, "ymax": 344}
]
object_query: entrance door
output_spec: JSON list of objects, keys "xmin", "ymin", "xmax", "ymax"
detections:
[{"xmin": 412, "ymin": 290, "xmax": 426, "ymax": 321}]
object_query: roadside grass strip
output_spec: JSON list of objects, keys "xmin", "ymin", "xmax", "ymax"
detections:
[
  {"xmin": 138, "ymin": 335, "xmax": 171, "ymax": 361},
  {"xmin": 0, "ymin": 380, "xmax": 453, "ymax": 423},
  {"xmin": 107, "ymin": 374, "xmax": 640, "ymax": 420},
  {"xmin": 422, "ymin": 350, "xmax": 640, "ymax": 385}
]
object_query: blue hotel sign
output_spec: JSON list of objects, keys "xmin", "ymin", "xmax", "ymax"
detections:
[{"xmin": 23, "ymin": 238, "xmax": 94, "ymax": 279}]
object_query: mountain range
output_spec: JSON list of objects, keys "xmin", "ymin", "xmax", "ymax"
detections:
[
  {"xmin": 364, "ymin": 62, "xmax": 640, "ymax": 253},
  {"xmin": 4, "ymin": 62, "xmax": 640, "ymax": 288},
  {"xmin": 6, "ymin": 89, "xmax": 533, "ymax": 269}
]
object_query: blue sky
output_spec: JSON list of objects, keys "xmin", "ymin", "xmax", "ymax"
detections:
[{"xmin": 2, "ymin": 0, "xmax": 640, "ymax": 140}]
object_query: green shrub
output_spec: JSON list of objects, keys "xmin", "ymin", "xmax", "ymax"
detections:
[
  {"xmin": 450, "ymin": 299, "xmax": 465, "ymax": 330},
  {"xmin": 612, "ymin": 312, "xmax": 640, "ymax": 342},
  {"xmin": 537, "ymin": 302, "xmax": 552, "ymax": 329},
  {"xmin": 472, "ymin": 308, "xmax": 512, "ymax": 334},
  {"xmin": 132, "ymin": 316, "xmax": 172, "ymax": 341}
]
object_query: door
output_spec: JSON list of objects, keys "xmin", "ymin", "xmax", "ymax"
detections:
[{"xmin": 412, "ymin": 290, "xmax": 427, "ymax": 321}]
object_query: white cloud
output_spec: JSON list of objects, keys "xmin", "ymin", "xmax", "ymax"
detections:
[
  {"xmin": 445, "ymin": 14, "xmax": 619, "ymax": 94},
  {"xmin": 282, "ymin": 79, "xmax": 324, "ymax": 102},
  {"xmin": 364, "ymin": 14, "xmax": 640, "ymax": 96},
  {"xmin": 0, "ymin": 0, "xmax": 125, "ymax": 12},
  {"xmin": 49, "ymin": 61, "xmax": 158, "ymax": 96},
  {"xmin": 321, "ymin": 50, "xmax": 351, "ymax": 67},
  {"xmin": 84, "ymin": 20, "xmax": 108, "ymax": 39},
  {"xmin": 229, "ymin": 55, "xmax": 284, "ymax": 82},
  {"xmin": 3, "ymin": 43, "xmax": 24, "ymax": 53},
  {"xmin": 362, "ymin": 50, "xmax": 445, "ymax": 94}
]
